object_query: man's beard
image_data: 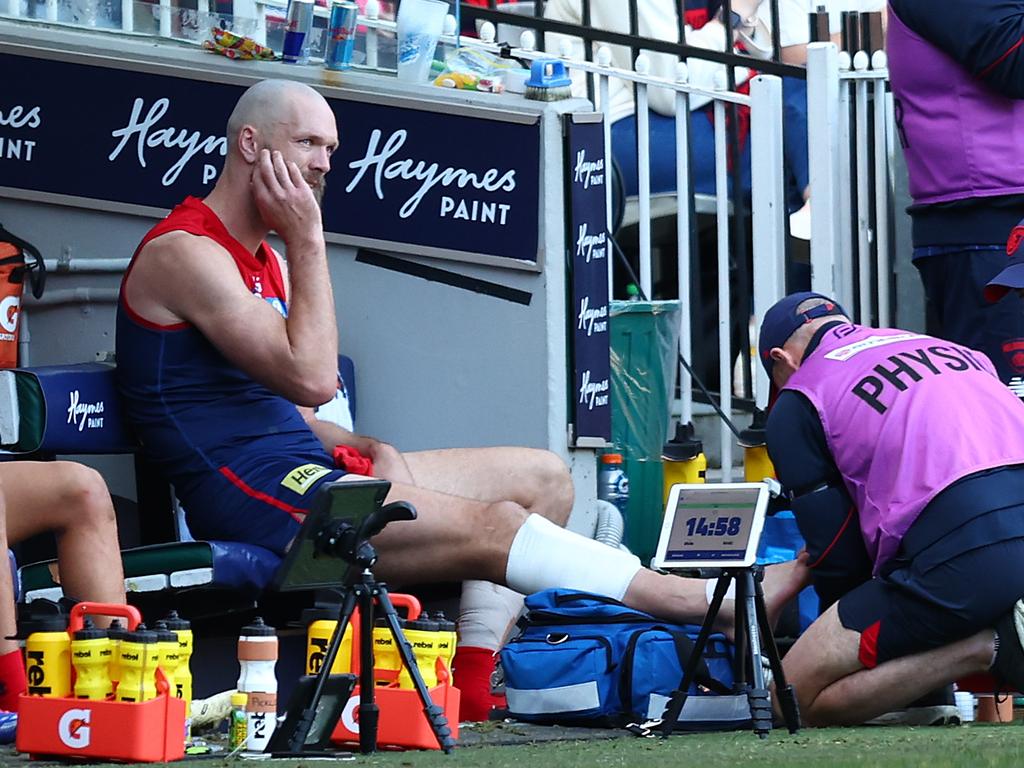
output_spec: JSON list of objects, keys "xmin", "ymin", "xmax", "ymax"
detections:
[{"xmin": 308, "ymin": 175, "xmax": 327, "ymax": 205}]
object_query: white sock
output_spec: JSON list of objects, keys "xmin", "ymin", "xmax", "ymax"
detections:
[{"xmin": 458, "ymin": 580, "xmax": 524, "ymax": 651}]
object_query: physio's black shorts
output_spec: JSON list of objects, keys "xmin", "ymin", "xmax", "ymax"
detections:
[{"xmin": 837, "ymin": 466, "xmax": 1024, "ymax": 668}]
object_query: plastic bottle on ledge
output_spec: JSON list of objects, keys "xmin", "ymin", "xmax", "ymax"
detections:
[
  {"xmin": 625, "ymin": 283, "xmax": 641, "ymax": 302},
  {"xmin": 598, "ymin": 453, "xmax": 630, "ymax": 520}
]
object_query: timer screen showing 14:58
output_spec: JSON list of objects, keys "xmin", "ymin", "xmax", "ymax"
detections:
[{"xmin": 663, "ymin": 488, "xmax": 759, "ymax": 561}]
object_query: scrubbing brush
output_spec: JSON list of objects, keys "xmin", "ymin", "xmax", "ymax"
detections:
[{"xmin": 524, "ymin": 58, "xmax": 573, "ymax": 101}]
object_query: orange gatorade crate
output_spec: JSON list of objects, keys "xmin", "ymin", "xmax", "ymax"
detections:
[
  {"xmin": 331, "ymin": 679, "xmax": 460, "ymax": 751},
  {"xmin": 16, "ymin": 602, "xmax": 187, "ymax": 763},
  {"xmin": 17, "ymin": 691, "xmax": 186, "ymax": 762}
]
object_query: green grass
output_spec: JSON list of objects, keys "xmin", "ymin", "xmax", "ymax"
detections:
[
  {"xmin": 356, "ymin": 725, "xmax": 1024, "ymax": 768},
  {"xmin": 168, "ymin": 723, "xmax": 1024, "ymax": 768}
]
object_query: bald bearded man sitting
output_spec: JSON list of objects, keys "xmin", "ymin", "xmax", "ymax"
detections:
[{"xmin": 115, "ymin": 79, "xmax": 810, "ymax": 721}]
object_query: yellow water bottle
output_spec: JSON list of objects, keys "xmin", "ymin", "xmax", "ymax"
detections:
[
  {"xmin": 116, "ymin": 624, "xmax": 159, "ymax": 702},
  {"xmin": 738, "ymin": 409, "xmax": 776, "ymax": 483},
  {"xmin": 372, "ymin": 617, "xmax": 403, "ymax": 686},
  {"xmin": 106, "ymin": 619, "xmax": 127, "ymax": 691},
  {"xmin": 662, "ymin": 422, "xmax": 707, "ymax": 502},
  {"xmin": 163, "ymin": 611, "xmax": 193, "ymax": 729},
  {"xmin": 304, "ymin": 609, "xmax": 353, "ymax": 675},
  {"xmin": 431, "ymin": 612, "xmax": 457, "ymax": 683},
  {"xmin": 153, "ymin": 621, "xmax": 180, "ymax": 695},
  {"xmin": 399, "ymin": 617, "xmax": 440, "ymax": 689},
  {"xmin": 25, "ymin": 615, "xmax": 72, "ymax": 698},
  {"xmin": 71, "ymin": 619, "xmax": 112, "ymax": 700}
]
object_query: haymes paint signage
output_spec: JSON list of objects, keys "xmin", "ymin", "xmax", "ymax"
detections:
[{"xmin": 0, "ymin": 51, "xmax": 541, "ymax": 267}]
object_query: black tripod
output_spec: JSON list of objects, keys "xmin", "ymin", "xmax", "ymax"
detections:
[
  {"xmin": 658, "ymin": 565, "xmax": 801, "ymax": 739},
  {"xmin": 281, "ymin": 498, "xmax": 456, "ymax": 755}
]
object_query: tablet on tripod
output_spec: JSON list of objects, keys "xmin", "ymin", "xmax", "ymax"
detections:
[
  {"xmin": 651, "ymin": 482, "xmax": 770, "ymax": 571},
  {"xmin": 270, "ymin": 478, "xmax": 392, "ymax": 592}
]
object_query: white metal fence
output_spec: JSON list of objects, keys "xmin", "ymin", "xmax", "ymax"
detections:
[{"xmin": 807, "ymin": 40, "xmax": 894, "ymax": 329}]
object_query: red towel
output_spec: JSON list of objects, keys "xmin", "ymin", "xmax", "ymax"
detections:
[{"xmin": 333, "ymin": 445, "xmax": 374, "ymax": 476}]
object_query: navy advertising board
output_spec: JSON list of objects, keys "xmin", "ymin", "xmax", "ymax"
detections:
[
  {"xmin": 0, "ymin": 48, "xmax": 541, "ymax": 270},
  {"xmin": 565, "ymin": 113, "xmax": 611, "ymax": 447}
]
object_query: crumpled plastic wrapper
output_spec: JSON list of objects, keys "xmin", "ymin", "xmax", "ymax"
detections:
[{"xmin": 203, "ymin": 28, "xmax": 276, "ymax": 60}]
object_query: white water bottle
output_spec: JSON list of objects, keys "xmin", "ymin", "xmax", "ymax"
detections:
[{"xmin": 237, "ymin": 617, "xmax": 278, "ymax": 753}]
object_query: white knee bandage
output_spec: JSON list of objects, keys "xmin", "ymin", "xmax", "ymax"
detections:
[
  {"xmin": 505, "ymin": 514, "xmax": 643, "ymax": 601},
  {"xmin": 458, "ymin": 581, "xmax": 525, "ymax": 651}
]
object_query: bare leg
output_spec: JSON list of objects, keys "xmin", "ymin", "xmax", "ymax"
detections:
[
  {"xmin": 1, "ymin": 462, "xmax": 125, "ymax": 609},
  {"xmin": 781, "ymin": 602, "xmax": 995, "ymax": 726},
  {"xmin": 371, "ymin": 483, "xmax": 810, "ymax": 625},
  {"xmin": 623, "ymin": 559, "xmax": 811, "ymax": 631},
  {"xmin": 403, "ymin": 447, "xmax": 574, "ymax": 525},
  {"xmin": 0, "ymin": 485, "xmax": 15, "ymax": 657}
]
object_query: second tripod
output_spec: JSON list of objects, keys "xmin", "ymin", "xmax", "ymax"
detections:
[{"xmin": 658, "ymin": 566, "xmax": 801, "ymax": 739}]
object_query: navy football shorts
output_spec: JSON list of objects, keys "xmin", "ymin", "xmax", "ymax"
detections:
[
  {"xmin": 179, "ymin": 457, "xmax": 351, "ymax": 554},
  {"xmin": 837, "ymin": 492, "xmax": 1024, "ymax": 668}
]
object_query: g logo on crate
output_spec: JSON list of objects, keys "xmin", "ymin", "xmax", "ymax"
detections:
[
  {"xmin": 341, "ymin": 697, "xmax": 360, "ymax": 734},
  {"xmin": 58, "ymin": 708, "xmax": 92, "ymax": 749}
]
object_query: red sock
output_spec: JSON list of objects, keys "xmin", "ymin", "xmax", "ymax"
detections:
[
  {"xmin": 452, "ymin": 646, "xmax": 506, "ymax": 722},
  {"xmin": 0, "ymin": 649, "xmax": 26, "ymax": 712}
]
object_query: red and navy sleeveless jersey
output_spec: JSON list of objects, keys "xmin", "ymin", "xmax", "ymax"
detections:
[{"xmin": 116, "ymin": 197, "xmax": 333, "ymax": 513}]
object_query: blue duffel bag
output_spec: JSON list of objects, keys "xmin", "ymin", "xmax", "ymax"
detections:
[{"xmin": 500, "ymin": 589, "xmax": 752, "ymax": 731}]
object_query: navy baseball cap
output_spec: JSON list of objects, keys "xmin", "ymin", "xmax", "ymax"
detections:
[
  {"xmin": 984, "ymin": 221, "xmax": 1024, "ymax": 303},
  {"xmin": 758, "ymin": 291, "xmax": 848, "ymax": 384}
]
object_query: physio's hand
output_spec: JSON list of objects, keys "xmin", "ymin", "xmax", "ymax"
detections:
[{"xmin": 251, "ymin": 149, "xmax": 323, "ymax": 247}]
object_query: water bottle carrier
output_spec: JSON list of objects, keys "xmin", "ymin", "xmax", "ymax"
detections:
[
  {"xmin": 330, "ymin": 658, "xmax": 461, "ymax": 751},
  {"xmin": 16, "ymin": 602, "xmax": 187, "ymax": 763},
  {"xmin": 317, "ymin": 592, "xmax": 461, "ymax": 751}
]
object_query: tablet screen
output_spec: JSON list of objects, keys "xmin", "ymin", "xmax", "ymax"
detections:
[{"xmin": 652, "ymin": 483, "xmax": 768, "ymax": 569}]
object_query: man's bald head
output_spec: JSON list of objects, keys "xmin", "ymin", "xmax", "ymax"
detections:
[{"xmin": 225, "ymin": 79, "xmax": 333, "ymax": 159}]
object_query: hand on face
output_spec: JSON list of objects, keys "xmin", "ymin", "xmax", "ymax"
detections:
[{"xmin": 250, "ymin": 148, "xmax": 323, "ymax": 246}]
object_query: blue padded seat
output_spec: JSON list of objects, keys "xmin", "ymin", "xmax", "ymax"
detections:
[{"xmin": 5, "ymin": 358, "xmax": 356, "ymax": 602}]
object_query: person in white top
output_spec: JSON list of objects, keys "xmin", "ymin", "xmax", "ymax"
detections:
[{"xmin": 544, "ymin": 0, "xmax": 814, "ymax": 214}]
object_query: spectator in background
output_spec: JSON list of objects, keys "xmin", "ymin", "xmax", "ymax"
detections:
[
  {"xmin": 888, "ymin": 0, "xmax": 1024, "ymax": 394},
  {"xmin": 545, "ymin": 0, "xmax": 810, "ymax": 208}
]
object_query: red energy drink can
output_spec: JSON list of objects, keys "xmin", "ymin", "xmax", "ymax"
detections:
[{"xmin": 282, "ymin": 0, "xmax": 314, "ymax": 64}]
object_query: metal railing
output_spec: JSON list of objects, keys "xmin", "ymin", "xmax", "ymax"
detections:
[{"xmin": 807, "ymin": 40, "xmax": 894, "ymax": 329}]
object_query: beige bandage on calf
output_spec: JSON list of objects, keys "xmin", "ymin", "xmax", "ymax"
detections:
[
  {"xmin": 458, "ymin": 581, "xmax": 525, "ymax": 651},
  {"xmin": 505, "ymin": 513, "xmax": 642, "ymax": 601}
]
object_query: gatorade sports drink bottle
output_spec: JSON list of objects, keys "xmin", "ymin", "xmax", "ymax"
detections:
[
  {"xmin": 106, "ymin": 619, "xmax": 127, "ymax": 691},
  {"xmin": 304, "ymin": 608, "xmax": 353, "ymax": 675},
  {"xmin": 163, "ymin": 611, "xmax": 193, "ymax": 733},
  {"xmin": 25, "ymin": 614, "xmax": 72, "ymax": 698},
  {"xmin": 153, "ymin": 620, "xmax": 181, "ymax": 695},
  {"xmin": 116, "ymin": 624, "xmax": 159, "ymax": 702},
  {"xmin": 237, "ymin": 617, "xmax": 278, "ymax": 753},
  {"xmin": 70, "ymin": 618, "xmax": 112, "ymax": 700},
  {"xmin": 399, "ymin": 616, "xmax": 440, "ymax": 689}
]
